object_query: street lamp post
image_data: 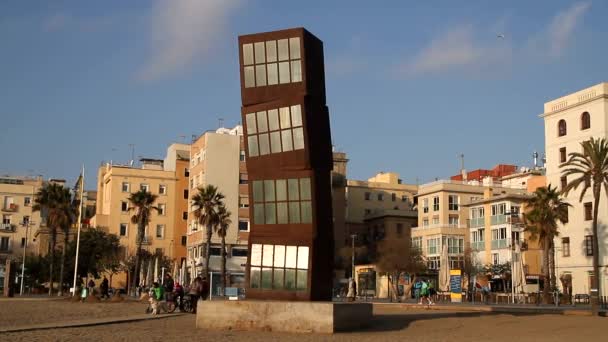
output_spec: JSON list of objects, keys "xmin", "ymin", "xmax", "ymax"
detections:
[
  {"xmin": 20, "ymin": 219, "xmax": 34, "ymax": 295},
  {"xmin": 350, "ymin": 234, "xmax": 356, "ymax": 279}
]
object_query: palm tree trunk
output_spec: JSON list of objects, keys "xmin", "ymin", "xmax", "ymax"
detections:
[
  {"xmin": 204, "ymin": 224, "xmax": 213, "ymax": 281},
  {"xmin": 221, "ymin": 234, "xmax": 226, "ymax": 294},
  {"xmin": 543, "ymin": 236, "xmax": 550, "ymax": 304},
  {"xmin": 58, "ymin": 228, "xmax": 69, "ymax": 296},
  {"xmin": 131, "ymin": 221, "xmax": 144, "ymax": 296},
  {"xmin": 550, "ymin": 240, "xmax": 556, "ymax": 293},
  {"xmin": 48, "ymin": 229, "xmax": 56, "ymax": 296},
  {"xmin": 590, "ymin": 187, "xmax": 601, "ymax": 315}
]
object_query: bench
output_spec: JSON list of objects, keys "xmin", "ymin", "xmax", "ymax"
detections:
[{"xmin": 574, "ymin": 294, "xmax": 589, "ymax": 304}]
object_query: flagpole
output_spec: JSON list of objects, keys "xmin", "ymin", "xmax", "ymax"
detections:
[{"xmin": 72, "ymin": 165, "xmax": 85, "ymax": 296}]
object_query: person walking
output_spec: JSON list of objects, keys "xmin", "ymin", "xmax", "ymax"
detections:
[
  {"xmin": 163, "ymin": 273, "xmax": 174, "ymax": 301},
  {"xmin": 174, "ymin": 282, "xmax": 184, "ymax": 312},
  {"xmin": 346, "ymin": 278, "xmax": 357, "ymax": 302},
  {"xmin": 87, "ymin": 279, "xmax": 95, "ymax": 297},
  {"xmin": 100, "ymin": 276, "xmax": 110, "ymax": 299},
  {"xmin": 188, "ymin": 276, "xmax": 203, "ymax": 314},
  {"xmin": 420, "ymin": 279, "xmax": 434, "ymax": 305}
]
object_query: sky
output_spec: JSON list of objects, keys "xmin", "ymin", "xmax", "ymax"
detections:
[{"xmin": 1, "ymin": 0, "xmax": 607, "ymax": 188}]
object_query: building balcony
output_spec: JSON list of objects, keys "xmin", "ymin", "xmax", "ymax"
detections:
[
  {"xmin": 468, "ymin": 217, "xmax": 485, "ymax": 228},
  {"xmin": 0, "ymin": 224, "xmax": 16, "ymax": 232},
  {"xmin": 491, "ymin": 239, "xmax": 508, "ymax": 249},
  {"xmin": 414, "ymin": 223, "xmax": 468, "ymax": 231},
  {"xmin": 2, "ymin": 204, "xmax": 19, "ymax": 212},
  {"xmin": 490, "ymin": 215, "xmax": 507, "ymax": 225},
  {"xmin": 471, "ymin": 241, "xmax": 485, "ymax": 251}
]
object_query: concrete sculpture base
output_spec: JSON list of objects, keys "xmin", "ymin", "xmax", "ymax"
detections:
[{"xmin": 196, "ymin": 300, "xmax": 372, "ymax": 334}]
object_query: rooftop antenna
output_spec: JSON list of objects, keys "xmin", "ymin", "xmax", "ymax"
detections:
[
  {"xmin": 128, "ymin": 144, "xmax": 135, "ymax": 166},
  {"xmin": 459, "ymin": 153, "xmax": 467, "ymax": 181},
  {"xmin": 533, "ymin": 151, "xmax": 539, "ymax": 168},
  {"xmin": 218, "ymin": 117, "xmax": 224, "ymax": 129}
]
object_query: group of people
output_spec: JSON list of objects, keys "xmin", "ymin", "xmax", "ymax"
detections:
[
  {"xmin": 414, "ymin": 279, "xmax": 436, "ymax": 305},
  {"xmin": 147, "ymin": 273, "xmax": 209, "ymax": 315}
]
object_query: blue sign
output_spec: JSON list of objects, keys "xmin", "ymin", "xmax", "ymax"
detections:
[{"xmin": 450, "ymin": 275, "xmax": 462, "ymax": 294}]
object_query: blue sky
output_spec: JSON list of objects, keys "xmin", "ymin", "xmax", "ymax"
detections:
[{"xmin": 1, "ymin": 0, "xmax": 606, "ymax": 188}]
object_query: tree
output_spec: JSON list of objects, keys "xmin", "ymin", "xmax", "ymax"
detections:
[
  {"xmin": 127, "ymin": 189, "xmax": 159, "ymax": 295},
  {"xmin": 216, "ymin": 205, "xmax": 232, "ymax": 293},
  {"xmin": 561, "ymin": 137, "xmax": 608, "ymax": 315},
  {"xmin": 462, "ymin": 247, "xmax": 482, "ymax": 301},
  {"xmin": 65, "ymin": 228, "xmax": 121, "ymax": 280},
  {"xmin": 33, "ymin": 183, "xmax": 71, "ymax": 296},
  {"xmin": 57, "ymin": 196, "xmax": 76, "ymax": 296},
  {"xmin": 191, "ymin": 185, "xmax": 224, "ymax": 279},
  {"xmin": 524, "ymin": 185, "xmax": 570, "ymax": 304},
  {"xmin": 375, "ymin": 238, "xmax": 426, "ymax": 302}
]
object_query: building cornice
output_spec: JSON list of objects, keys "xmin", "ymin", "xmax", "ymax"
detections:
[{"xmin": 539, "ymin": 94, "xmax": 608, "ymax": 118}]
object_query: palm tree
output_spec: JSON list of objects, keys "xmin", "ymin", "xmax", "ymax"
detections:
[
  {"xmin": 216, "ymin": 205, "xmax": 232, "ymax": 293},
  {"xmin": 561, "ymin": 137, "xmax": 608, "ymax": 315},
  {"xmin": 191, "ymin": 185, "xmax": 224, "ymax": 281},
  {"xmin": 128, "ymin": 189, "xmax": 159, "ymax": 295},
  {"xmin": 33, "ymin": 183, "xmax": 71, "ymax": 296},
  {"xmin": 57, "ymin": 192, "xmax": 75, "ymax": 296},
  {"xmin": 524, "ymin": 185, "xmax": 570, "ymax": 304}
]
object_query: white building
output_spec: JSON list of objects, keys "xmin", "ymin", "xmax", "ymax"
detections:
[{"xmin": 541, "ymin": 82, "xmax": 608, "ymax": 296}]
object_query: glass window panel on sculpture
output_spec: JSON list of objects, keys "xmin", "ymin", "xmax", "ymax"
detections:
[
  {"xmin": 243, "ymin": 43, "xmax": 254, "ymax": 65},
  {"xmin": 258, "ymin": 133, "xmax": 270, "ymax": 155},
  {"xmin": 279, "ymin": 61, "xmax": 290, "ymax": 84},
  {"xmin": 275, "ymin": 179, "xmax": 287, "ymax": 201},
  {"xmin": 265, "ymin": 203, "xmax": 276, "ymax": 224},
  {"xmin": 296, "ymin": 270, "xmax": 307, "ymax": 291},
  {"xmin": 261, "ymin": 268, "xmax": 273, "ymax": 289},
  {"xmin": 254, "ymin": 204, "xmax": 264, "ymax": 224},
  {"xmin": 279, "ymin": 107, "xmax": 291, "ymax": 129},
  {"xmin": 254, "ymin": 42, "xmax": 265, "ymax": 64},
  {"xmin": 270, "ymin": 131, "xmax": 282, "ymax": 154},
  {"xmin": 274, "ymin": 245, "xmax": 286, "ymax": 267},
  {"xmin": 256, "ymin": 111, "xmax": 268, "ymax": 132},
  {"xmin": 291, "ymin": 60, "xmax": 302, "ymax": 83},
  {"xmin": 293, "ymin": 127, "xmax": 304, "ymax": 150},
  {"xmin": 244, "ymin": 66, "xmax": 255, "ymax": 88},
  {"xmin": 266, "ymin": 40, "xmax": 277, "ymax": 62},
  {"xmin": 273, "ymin": 269, "xmax": 284, "ymax": 289},
  {"xmin": 285, "ymin": 269, "xmax": 296, "ymax": 290},
  {"xmin": 288, "ymin": 179, "xmax": 300, "ymax": 201},
  {"xmin": 267, "ymin": 109, "xmax": 280, "ymax": 131},
  {"xmin": 251, "ymin": 244, "xmax": 262, "ymax": 266},
  {"xmin": 255, "ymin": 64, "xmax": 267, "ymax": 86},
  {"xmin": 246, "ymin": 113, "xmax": 257, "ymax": 134},
  {"xmin": 285, "ymin": 246, "xmax": 297, "ymax": 268},
  {"xmin": 248, "ymin": 136, "xmax": 259, "ymax": 157},
  {"xmin": 264, "ymin": 180, "xmax": 275, "ymax": 202},
  {"xmin": 300, "ymin": 201, "xmax": 312, "ymax": 223},
  {"xmin": 267, "ymin": 63, "xmax": 278, "ymax": 85},
  {"xmin": 250, "ymin": 267, "xmax": 261, "ymax": 288},
  {"xmin": 297, "ymin": 246, "xmax": 309, "ymax": 269},
  {"xmin": 277, "ymin": 202, "xmax": 288, "ymax": 224},
  {"xmin": 262, "ymin": 245, "xmax": 274, "ymax": 267},
  {"xmin": 290, "ymin": 105, "xmax": 302, "ymax": 127},
  {"xmin": 278, "ymin": 39, "xmax": 289, "ymax": 61},
  {"xmin": 252, "ymin": 181, "xmax": 264, "ymax": 202},
  {"xmin": 281, "ymin": 129, "xmax": 293, "ymax": 152},
  {"xmin": 289, "ymin": 202, "xmax": 301, "ymax": 223},
  {"xmin": 299, "ymin": 178, "xmax": 311, "ymax": 200},
  {"xmin": 289, "ymin": 37, "xmax": 301, "ymax": 59}
]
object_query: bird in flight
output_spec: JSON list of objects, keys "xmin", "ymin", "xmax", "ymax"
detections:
[{"xmin": 497, "ymin": 34, "xmax": 505, "ymax": 39}]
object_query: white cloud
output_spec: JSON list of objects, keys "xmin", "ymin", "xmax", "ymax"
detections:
[
  {"xmin": 137, "ymin": 0, "xmax": 241, "ymax": 82},
  {"xmin": 401, "ymin": 25, "xmax": 510, "ymax": 75},
  {"xmin": 546, "ymin": 2, "xmax": 591, "ymax": 57}
]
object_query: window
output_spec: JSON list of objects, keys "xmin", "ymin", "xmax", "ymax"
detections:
[
  {"xmin": 584, "ymin": 202, "xmax": 592, "ymax": 221},
  {"xmin": 396, "ymin": 223, "xmax": 403, "ymax": 237},
  {"xmin": 427, "ymin": 237, "xmax": 440, "ymax": 255},
  {"xmin": 238, "ymin": 221, "xmax": 249, "ymax": 232},
  {"xmin": 560, "ymin": 176, "xmax": 567, "ymax": 190},
  {"xmin": 158, "ymin": 204, "xmax": 166, "ymax": 216},
  {"xmin": 581, "ymin": 112, "xmax": 590, "ymax": 130},
  {"xmin": 121, "ymin": 201, "xmax": 128, "ymax": 212},
  {"xmin": 558, "ymin": 119, "xmax": 567, "ymax": 137},
  {"xmin": 448, "ymin": 195, "xmax": 459, "ymax": 211},
  {"xmin": 423, "ymin": 198, "xmax": 429, "ymax": 213},
  {"xmin": 249, "ymin": 244, "xmax": 309, "ymax": 291},
  {"xmin": 245, "ymin": 104, "xmax": 304, "ymax": 158},
  {"xmin": 22, "ymin": 216, "xmax": 30, "ymax": 225},
  {"xmin": 158, "ymin": 184, "xmax": 167, "ymax": 195},
  {"xmin": 559, "ymin": 147, "xmax": 567, "ymax": 163},
  {"xmin": 377, "ymin": 193, "xmax": 383, "ymax": 201},
  {"xmin": 252, "ymin": 178, "xmax": 312, "ymax": 225},
  {"xmin": 242, "ymin": 38, "xmax": 302, "ymax": 89},
  {"xmin": 432, "ymin": 216, "xmax": 439, "ymax": 225},
  {"xmin": 447, "ymin": 236, "xmax": 464, "ymax": 254},
  {"xmin": 183, "ymin": 189, "xmax": 189, "ymax": 199},
  {"xmin": 401, "ymin": 195, "xmax": 408, "ymax": 202},
  {"xmin": 427, "ymin": 256, "xmax": 440, "ymax": 270},
  {"xmin": 584, "ymin": 235, "xmax": 593, "ymax": 256},
  {"xmin": 122, "ymin": 182, "xmax": 130, "ymax": 192},
  {"xmin": 422, "ymin": 218, "xmax": 429, "ymax": 227},
  {"xmin": 412, "ymin": 237, "xmax": 422, "ymax": 250},
  {"xmin": 364, "ymin": 192, "xmax": 371, "ymax": 200},
  {"xmin": 156, "ymin": 225, "xmax": 164, "ymax": 239},
  {"xmin": 0, "ymin": 237, "xmax": 9, "ymax": 251},
  {"xmin": 181, "ymin": 236, "xmax": 187, "ymax": 246},
  {"xmin": 239, "ymin": 173, "xmax": 248, "ymax": 184},
  {"xmin": 232, "ymin": 248, "xmax": 248, "ymax": 257},
  {"xmin": 492, "ymin": 253, "xmax": 499, "ymax": 265},
  {"xmin": 185, "ymin": 168, "xmax": 189, "ymax": 177},
  {"xmin": 432, "ymin": 196, "xmax": 439, "ymax": 211},
  {"xmin": 140, "ymin": 183, "xmax": 149, "ymax": 192},
  {"xmin": 182, "ymin": 212, "xmax": 188, "ymax": 220},
  {"xmin": 209, "ymin": 247, "xmax": 222, "ymax": 256},
  {"xmin": 240, "ymin": 150, "xmax": 246, "ymax": 161},
  {"xmin": 391, "ymin": 193, "xmax": 396, "ymax": 202},
  {"xmin": 119, "ymin": 223, "xmax": 127, "ymax": 237},
  {"xmin": 2, "ymin": 215, "xmax": 11, "ymax": 224},
  {"xmin": 491, "ymin": 203, "xmax": 506, "ymax": 216},
  {"xmin": 448, "ymin": 216, "xmax": 459, "ymax": 227},
  {"xmin": 562, "ymin": 237, "xmax": 570, "ymax": 257},
  {"xmin": 24, "ymin": 197, "xmax": 31, "ymax": 206},
  {"xmin": 492, "ymin": 227, "xmax": 508, "ymax": 240}
]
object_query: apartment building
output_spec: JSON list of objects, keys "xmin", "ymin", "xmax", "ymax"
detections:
[
  {"xmin": 413, "ymin": 178, "xmax": 526, "ymax": 272},
  {"xmin": 542, "ymin": 82, "xmax": 608, "ymax": 296},
  {"xmin": 186, "ymin": 126, "xmax": 249, "ymax": 292},
  {"xmin": 91, "ymin": 143, "xmax": 190, "ymax": 288}
]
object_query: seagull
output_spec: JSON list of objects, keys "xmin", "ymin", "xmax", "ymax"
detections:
[{"xmin": 497, "ymin": 34, "xmax": 505, "ymax": 39}]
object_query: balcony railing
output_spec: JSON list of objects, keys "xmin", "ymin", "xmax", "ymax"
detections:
[
  {"xmin": 490, "ymin": 215, "xmax": 507, "ymax": 225},
  {"xmin": 471, "ymin": 241, "xmax": 485, "ymax": 251},
  {"xmin": 137, "ymin": 235, "xmax": 152, "ymax": 245},
  {"xmin": 0, "ymin": 224, "xmax": 16, "ymax": 232},
  {"xmin": 469, "ymin": 217, "xmax": 485, "ymax": 228},
  {"xmin": 491, "ymin": 239, "xmax": 509, "ymax": 249},
  {"xmin": 2, "ymin": 204, "xmax": 18, "ymax": 212},
  {"xmin": 414, "ymin": 223, "xmax": 468, "ymax": 230}
]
